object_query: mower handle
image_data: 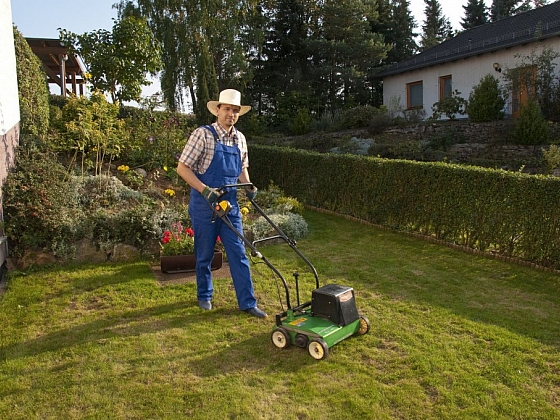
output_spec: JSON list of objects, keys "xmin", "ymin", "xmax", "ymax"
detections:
[{"xmin": 216, "ymin": 183, "xmax": 254, "ymax": 194}]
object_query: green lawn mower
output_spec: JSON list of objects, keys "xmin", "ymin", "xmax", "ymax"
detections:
[{"xmin": 213, "ymin": 183, "xmax": 370, "ymax": 360}]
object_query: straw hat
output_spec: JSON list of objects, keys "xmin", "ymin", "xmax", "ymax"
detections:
[{"xmin": 207, "ymin": 89, "xmax": 251, "ymax": 116}]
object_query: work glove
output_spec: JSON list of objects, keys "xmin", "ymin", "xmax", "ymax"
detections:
[
  {"xmin": 202, "ymin": 186, "xmax": 221, "ymax": 204},
  {"xmin": 245, "ymin": 185, "xmax": 258, "ymax": 200}
]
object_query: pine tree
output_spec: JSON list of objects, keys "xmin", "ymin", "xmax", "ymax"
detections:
[
  {"xmin": 420, "ymin": 0, "xmax": 454, "ymax": 51},
  {"xmin": 390, "ymin": 0, "xmax": 418, "ymax": 62},
  {"xmin": 461, "ymin": 0, "xmax": 489, "ymax": 30},
  {"xmin": 490, "ymin": 0, "xmax": 535, "ymax": 21},
  {"xmin": 372, "ymin": 0, "xmax": 417, "ymax": 64}
]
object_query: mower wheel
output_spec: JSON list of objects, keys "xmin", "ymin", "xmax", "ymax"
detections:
[
  {"xmin": 307, "ymin": 339, "xmax": 328, "ymax": 360},
  {"xmin": 271, "ymin": 327, "xmax": 291, "ymax": 349},
  {"xmin": 356, "ymin": 315, "xmax": 371, "ymax": 336}
]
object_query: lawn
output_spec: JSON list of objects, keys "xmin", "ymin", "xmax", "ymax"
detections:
[{"xmin": 0, "ymin": 210, "xmax": 559, "ymax": 419}]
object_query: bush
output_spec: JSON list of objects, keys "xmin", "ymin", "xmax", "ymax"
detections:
[
  {"xmin": 13, "ymin": 26, "xmax": 50, "ymax": 139},
  {"xmin": 431, "ymin": 90, "xmax": 467, "ymax": 120},
  {"xmin": 124, "ymin": 107, "xmax": 197, "ymax": 170},
  {"xmin": 542, "ymin": 144, "xmax": 560, "ymax": 172},
  {"xmin": 466, "ymin": 74, "xmax": 506, "ymax": 122},
  {"xmin": 338, "ymin": 105, "xmax": 386, "ymax": 129},
  {"xmin": 247, "ymin": 213, "xmax": 309, "ymax": 242},
  {"xmin": 3, "ymin": 143, "xmax": 83, "ymax": 257},
  {"xmin": 512, "ymin": 101, "xmax": 550, "ymax": 146},
  {"xmin": 48, "ymin": 92, "xmax": 130, "ymax": 175}
]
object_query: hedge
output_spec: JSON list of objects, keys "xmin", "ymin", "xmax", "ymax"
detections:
[{"xmin": 249, "ymin": 144, "xmax": 560, "ymax": 269}]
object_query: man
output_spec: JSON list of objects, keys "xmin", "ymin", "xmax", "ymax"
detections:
[{"xmin": 176, "ymin": 89, "xmax": 267, "ymax": 318}]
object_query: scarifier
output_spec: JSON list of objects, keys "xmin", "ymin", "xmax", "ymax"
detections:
[{"xmin": 212, "ymin": 183, "xmax": 370, "ymax": 360}]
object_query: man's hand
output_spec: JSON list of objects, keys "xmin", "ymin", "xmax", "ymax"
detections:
[
  {"xmin": 245, "ymin": 185, "xmax": 258, "ymax": 200},
  {"xmin": 202, "ymin": 186, "xmax": 221, "ymax": 204}
]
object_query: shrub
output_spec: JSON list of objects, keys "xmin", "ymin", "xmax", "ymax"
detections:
[
  {"xmin": 124, "ymin": 107, "xmax": 197, "ymax": 170},
  {"xmin": 512, "ymin": 101, "xmax": 550, "ymax": 146},
  {"xmin": 3, "ymin": 143, "xmax": 83, "ymax": 257},
  {"xmin": 466, "ymin": 74, "xmax": 506, "ymax": 122},
  {"xmin": 49, "ymin": 92, "xmax": 130, "ymax": 175},
  {"xmin": 542, "ymin": 144, "xmax": 560, "ymax": 172},
  {"xmin": 431, "ymin": 90, "xmax": 467, "ymax": 120},
  {"xmin": 247, "ymin": 213, "xmax": 309, "ymax": 242},
  {"xmin": 338, "ymin": 105, "xmax": 385, "ymax": 129},
  {"xmin": 13, "ymin": 26, "xmax": 50, "ymax": 139}
]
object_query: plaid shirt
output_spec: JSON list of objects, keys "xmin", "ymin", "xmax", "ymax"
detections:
[{"xmin": 178, "ymin": 122, "xmax": 249, "ymax": 174}]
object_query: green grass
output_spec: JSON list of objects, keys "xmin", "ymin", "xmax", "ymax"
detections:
[{"xmin": 0, "ymin": 210, "xmax": 559, "ymax": 419}]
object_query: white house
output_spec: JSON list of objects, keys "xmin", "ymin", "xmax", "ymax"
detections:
[
  {"xmin": 0, "ymin": 0, "xmax": 19, "ymax": 269},
  {"xmin": 378, "ymin": 1, "xmax": 560, "ymax": 119}
]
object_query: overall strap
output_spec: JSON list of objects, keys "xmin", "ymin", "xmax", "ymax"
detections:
[{"xmin": 203, "ymin": 125, "xmax": 219, "ymax": 141}]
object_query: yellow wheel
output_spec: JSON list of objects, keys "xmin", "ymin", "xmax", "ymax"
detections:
[
  {"xmin": 271, "ymin": 328, "xmax": 291, "ymax": 349},
  {"xmin": 356, "ymin": 315, "xmax": 370, "ymax": 336},
  {"xmin": 307, "ymin": 339, "xmax": 328, "ymax": 360}
]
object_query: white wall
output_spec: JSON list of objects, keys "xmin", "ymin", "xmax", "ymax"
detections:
[
  {"xmin": 0, "ymin": 0, "xmax": 20, "ymax": 265},
  {"xmin": 0, "ymin": 0, "xmax": 19, "ymax": 132},
  {"xmin": 382, "ymin": 38, "xmax": 560, "ymax": 119}
]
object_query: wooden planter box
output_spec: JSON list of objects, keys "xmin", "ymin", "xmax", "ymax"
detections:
[{"xmin": 160, "ymin": 252, "xmax": 223, "ymax": 274}]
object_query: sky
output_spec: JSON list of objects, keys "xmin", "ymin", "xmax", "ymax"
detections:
[
  {"xmin": 11, "ymin": 0, "xmax": 484, "ymax": 39},
  {"xmin": 10, "ymin": 0, "xmax": 490, "ymax": 100}
]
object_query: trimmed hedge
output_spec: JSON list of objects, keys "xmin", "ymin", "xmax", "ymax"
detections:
[{"xmin": 249, "ymin": 145, "xmax": 560, "ymax": 269}]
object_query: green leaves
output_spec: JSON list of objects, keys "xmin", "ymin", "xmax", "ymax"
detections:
[{"xmin": 59, "ymin": 15, "xmax": 162, "ymax": 104}]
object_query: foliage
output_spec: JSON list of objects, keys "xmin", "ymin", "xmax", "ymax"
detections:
[
  {"xmin": 2, "ymin": 143, "xmax": 83, "ymax": 257},
  {"xmin": 135, "ymin": 0, "xmax": 260, "ymax": 114},
  {"xmin": 123, "ymin": 104, "xmax": 196, "ymax": 170},
  {"xmin": 305, "ymin": 0, "xmax": 389, "ymax": 109},
  {"xmin": 461, "ymin": 0, "xmax": 489, "ymax": 30},
  {"xmin": 249, "ymin": 144, "xmax": 560, "ymax": 269},
  {"xmin": 338, "ymin": 105, "xmax": 387, "ymax": 130},
  {"xmin": 289, "ymin": 108, "xmax": 312, "ymax": 135},
  {"xmin": 542, "ymin": 144, "xmax": 560, "ymax": 173},
  {"xmin": 246, "ymin": 212, "xmax": 309, "ymax": 242},
  {"xmin": 160, "ymin": 221, "xmax": 194, "ymax": 256},
  {"xmin": 49, "ymin": 92, "xmax": 130, "ymax": 175},
  {"xmin": 59, "ymin": 14, "xmax": 162, "ymax": 103},
  {"xmin": 466, "ymin": 74, "xmax": 506, "ymax": 122},
  {"xmin": 490, "ymin": 0, "xmax": 531, "ymax": 21},
  {"xmin": 13, "ymin": 26, "xmax": 50, "ymax": 139},
  {"xmin": 503, "ymin": 46, "xmax": 560, "ymax": 122},
  {"xmin": 372, "ymin": 0, "xmax": 418, "ymax": 64},
  {"xmin": 430, "ymin": 89, "xmax": 467, "ymax": 120},
  {"xmin": 512, "ymin": 101, "xmax": 550, "ymax": 146},
  {"xmin": 419, "ymin": 0, "xmax": 454, "ymax": 51}
]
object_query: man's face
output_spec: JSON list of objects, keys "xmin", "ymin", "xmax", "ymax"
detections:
[{"xmin": 216, "ymin": 104, "xmax": 241, "ymax": 129}]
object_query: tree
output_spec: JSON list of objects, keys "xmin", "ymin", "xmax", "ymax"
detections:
[
  {"xmin": 490, "ymin": 0, "xmax": 536, "ymax": 21},
  {"xmin": 461, "ymin": 0, "xmax": 489, "ymax": 30},
  {"xmin": 59, "ymin": 13, "xmax": 162, "ymax": 104},
  {"xmin": 135, "ymin": 0, "xmax": 262, "ymax": 120},
  {"xmin": 307, "ymin": 0, "xmax": 389, "ymax": 110},
  {"xmin": 419, "ymin": 0, "xmax": 454, "ymax": 51},
  {"xmin": 466, "ymin": 74, "xmax": 506, "ymax": 122},
  {"xmin": 379, "ymin": 0, "xmax": 418, "ymax": 64},
  {"xmin": 250, "ymin": 0, "xmax": 317, "ymax": 120}
]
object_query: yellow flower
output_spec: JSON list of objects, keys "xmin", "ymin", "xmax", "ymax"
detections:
[
  {"xmin": 165, "ymin": 188, "xmax": 176, "ymax": 197},
  {"xmin": 117, "ymin": 165, "xmax": 130, "ymax": 172},
  {"xmin": 163, "ymin": 165, "xmax": 168, "ymax": 171},
  {"xmin": 241, "ymin": 207, "xmax": 249, "ymax": 215}
]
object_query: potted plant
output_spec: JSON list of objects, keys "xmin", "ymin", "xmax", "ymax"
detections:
[{"xmin": 160, "ymin": 221, "xmax": 223, "ymax": 273}]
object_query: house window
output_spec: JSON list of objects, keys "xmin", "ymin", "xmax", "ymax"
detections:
[
  {"xmin": 407, "ymin": 81, "xmax": 423, "ymax": 109},
  {"xmin": 439, "ymin": 75, "xmax": 452, "ymax": 100}
]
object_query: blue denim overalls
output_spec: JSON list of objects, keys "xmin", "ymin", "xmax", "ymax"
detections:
[{"xmin": 188, "ymin": 125, "xmax": 257, "ymax": 310}]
